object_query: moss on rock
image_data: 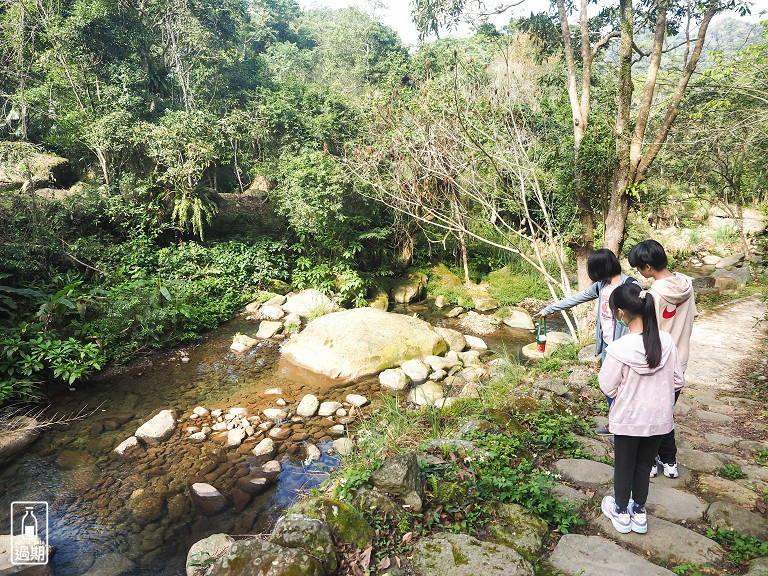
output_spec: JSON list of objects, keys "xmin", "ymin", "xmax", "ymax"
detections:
[{"xmin": 287, "ymin": 496, "xmax": 374, "ymax": 550}]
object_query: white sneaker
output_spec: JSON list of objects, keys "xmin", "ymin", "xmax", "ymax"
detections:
[
  {"xmin": 628, "ymin": 498, "xmax": 648, "ymax": 534},
  {"xmin": 601, "ymin": 495, "xmax": 631, "ymax": 534},
  {"xmin": 661, "ymin": 460, "xmax": 679, "ymax": 478},
  {"xmin": 650, "ymin": 457, "xmax": 659, "ymax": 478}
]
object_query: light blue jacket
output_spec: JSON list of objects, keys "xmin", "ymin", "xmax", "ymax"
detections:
[{"xmin": 541, "ymin": 274, "xmax": 639, "ymax": 355}]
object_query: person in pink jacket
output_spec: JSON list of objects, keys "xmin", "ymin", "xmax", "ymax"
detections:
[{"xmin": 599, "ymin": 283, "xmax": 685, "ymax": 534}]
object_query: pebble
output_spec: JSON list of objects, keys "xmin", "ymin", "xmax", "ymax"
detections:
[
  {"xmin": 305, "ymin": 444, "xmax": 322, "ymax": 461},
  {"xmin": 345, "ymin": 394, "xmax": 369, "ymax": 407},
  {"xmin": 211, "ymin": 409, "xmax": 223, "ymax": 417},
  {"xmin": 276, "ymin": 398, "xmax": 287, "ymax": 407},
  {"xmin": 264, "ymin": 408, "xmax": 288, "ymax": 420},
  {"xmin": 189, "ymin": 432, "xmax": 207, "ymax": 443}
]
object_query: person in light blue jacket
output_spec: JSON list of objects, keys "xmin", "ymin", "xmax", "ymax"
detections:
[{"xmin": 535, "ymin": 249, "xmax": 639, "ymax": 434}]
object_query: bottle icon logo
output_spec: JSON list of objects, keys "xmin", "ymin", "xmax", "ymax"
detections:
[
  {"xmin": 22, "ymin": 507, "xmax": 38, "ymax": 538},
  {"xmin": 10, "ymin": 502, "xmax": 48, "ymax": 565}
]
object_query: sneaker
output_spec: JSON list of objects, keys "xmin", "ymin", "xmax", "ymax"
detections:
[
  {"xmin": 593, "ymin": 424, "xmax": 612, "ymax": 436},
  {"xmin": 661, "ymin": 460, "xmax": 679, "ymax": 478},
  {"xmin": 650, "ymin": 457, "xmax": 659, "ymax": 478},
  {"xmin": 601, "ymin": 495, "xmax": 631, "ymax": 534},
  {"xmin": 628, "ymin": 498, "xmax": 648, "ymax": 534}
]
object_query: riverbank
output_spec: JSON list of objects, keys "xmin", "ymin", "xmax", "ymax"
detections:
[{"xmin": 192, "ymin": 294, "xmax": 768, "ymax": 576}]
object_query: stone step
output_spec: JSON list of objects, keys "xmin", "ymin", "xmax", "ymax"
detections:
[
  {"xmin": 548, "ymin": 534, "xmax": 674, "ymax": 575},
  {"xmin": 553, "ymin": 458, "xmax": 613, "ymax": 491},
  {"xmin": 645, "ymin": 484, "xmax": 708, "ymax": 523},
  {"xmin": 592, "ymin": 512, "xmax": 724, "ymax": 566}
]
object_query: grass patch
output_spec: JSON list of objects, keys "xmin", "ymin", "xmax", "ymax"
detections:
[
  {"xmin": 487, "ymin": 266, "xmax": 550, "ymax": 306},
  {"xmin": 715, "ymin": 463, "xmax": 747, "ymax": 480}
]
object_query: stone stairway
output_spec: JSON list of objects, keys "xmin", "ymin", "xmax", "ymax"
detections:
[{"xmin": 546, "ymin": 296, "xmax": 768, "ymax": 575}]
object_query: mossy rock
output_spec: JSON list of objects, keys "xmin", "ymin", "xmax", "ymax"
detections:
[
  {"xmin": 287, "ymin": 496, "xmax": 374, "ymax": 549},
  {"xmin": 431, "ymin": 263, "xmax": 463, "ymax": 288},
  {"xmin": 482, "ymin": 409, "xmax": 526, "ymax": 435},
  {"xmin": 488, "ymin": 503, "xmax": 548, "ymax": 562},
  {"xmin": 204, "ymin": 538, "xmax": 325, "ymax": 576},
  {"xmin": 431, "ymin": 480, "xmax": 469, "ymax": 506},
  {"xmin": 268, "ymin": 279, "xmax": 292, "ymax": 295},
  {"xmin": 508, "ymin": 396, "xmax": 540, "ymax": 416},
  {"xmin": 271, "ymin": 514, "xmax": 337, "ymax": 574},
  {"xmin": 353, "ymin": 487, "xmax": 403, "ymax": 519}
]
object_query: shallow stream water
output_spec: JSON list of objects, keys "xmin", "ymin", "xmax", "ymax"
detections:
[{"xmin": 0, "ymin": 307, "xmax": 535, "ymax": 575}]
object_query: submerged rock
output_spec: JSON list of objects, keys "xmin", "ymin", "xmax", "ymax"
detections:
[
  {"xmin": 190, "ymin": 483, "xmax": 227, "ymax": 516},
  {"xmin": 135, "ymin": 410, "xmax": 177, "ymax": 444}
]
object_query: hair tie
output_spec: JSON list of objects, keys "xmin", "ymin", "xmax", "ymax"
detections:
[{"xmin": 639, "ymin": 290, "xmax": 648, "ymax": 300}]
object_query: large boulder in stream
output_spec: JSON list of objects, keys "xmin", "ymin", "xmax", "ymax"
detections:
[{"xmin": 281, "ymin": 308, "xmax": 447, "ymax": 382}]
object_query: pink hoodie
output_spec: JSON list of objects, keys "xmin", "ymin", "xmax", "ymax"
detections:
[{"xmin": 599, "ymin": 331, "xmax": 685, "ymax": 437}]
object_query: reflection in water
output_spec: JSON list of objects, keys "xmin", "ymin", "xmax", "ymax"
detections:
[{"xmin": 0, "ymin": 308, "xmax": 533, "ymax": 575}]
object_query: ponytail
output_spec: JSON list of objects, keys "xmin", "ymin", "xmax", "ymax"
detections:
[
  {"xmin": 640, "ymin": 291, "xmax": 661, "ymax": 368},
  {"xmin": 609, "ymin": 283, "xmax": 662, "ymax": 368}
]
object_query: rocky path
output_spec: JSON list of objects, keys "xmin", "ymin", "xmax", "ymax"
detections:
[{"xmin": 548, "ymin": 295, "xmax": 768, "ymax": 576}]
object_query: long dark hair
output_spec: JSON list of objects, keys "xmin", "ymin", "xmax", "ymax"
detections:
[{"xmin": 609, "ymin": 283, "xmax": 662, "ymax": 368}]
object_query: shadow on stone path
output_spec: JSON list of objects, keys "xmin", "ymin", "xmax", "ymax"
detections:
[{"xmin": 548, "ymin": 295, "xmax": 768, "ymax": 576}]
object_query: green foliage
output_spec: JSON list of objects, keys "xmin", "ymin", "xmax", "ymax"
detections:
[
  {"xmin": 715, "ymin": 463, "xmax": 747, "ymax": 480},
  {"xmin": 487, "ymin": 265, "xmax": 551, "ymax": 306},
  {"xmin": 706, "ymin": 527, "xmax": 768, "ymax": 567},
  {"xmin": 333, "ymin": 467, "xmax": 374, "ymax": 502},
  {"xmin": 272, "ymin": 151, "xmax": 391, "ymax": 305},
  {"xmin": 756, "ymin": 449, "xmax": 768, "ymax": 467},
  {"xmin": 465, "ymin": 411, "xmax": 588, "ymax": 534},
  {"xmin": 0, "ymin": 328, "xmax": 104, "ymax": 401},
  {"xmin": 91, "ymin": 237, "xmax": 290, "ymax": 362}
]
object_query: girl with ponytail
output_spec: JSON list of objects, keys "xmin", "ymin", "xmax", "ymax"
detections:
[{"xmin": 598, "ymin": 283, "xmax": 684, "ymax": 535}]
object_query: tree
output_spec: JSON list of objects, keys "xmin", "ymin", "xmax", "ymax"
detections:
[
  {"xmin": 412, "ymin": 0, "xmax": 750, "ymax": 288},
  {"xmin": 346, "ymin": 42, "xmax": 578, "ymax": 334}
]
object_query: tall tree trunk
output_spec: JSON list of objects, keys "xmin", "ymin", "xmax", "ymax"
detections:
[
  {"xmin": 557, "ymin": 0, "xmax": 595, "ymax": 288},
  {"xmin": 604, "ymin": 0, "xmax": 635, "ymax": 256}
]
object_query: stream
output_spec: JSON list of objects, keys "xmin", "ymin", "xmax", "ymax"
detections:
[{"xmin": 0, "ymin": 307, "xmax": 536, "ymax": 575}]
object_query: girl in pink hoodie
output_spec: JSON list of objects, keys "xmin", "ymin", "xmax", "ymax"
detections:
[{"xmin": 598, "ymin": 283, "xmax": 685, "ymax": 534}]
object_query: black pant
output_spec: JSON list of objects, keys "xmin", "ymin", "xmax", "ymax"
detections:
[
  {"xmin": 658, "ymin": 429, "xmax": 676, "ymax": 464},
  {"xmin": 656, "ymin": 390, "xmax": 680, "ymax": 464},
  {"xmin": 614, "ymin": 434, "xmax": 664, "ymax": 509}
]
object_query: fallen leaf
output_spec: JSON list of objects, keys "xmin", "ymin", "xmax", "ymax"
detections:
[
  {"xmin": 401, "ymin": 531, "xmax": 413, "ymax": 545},
  {"xmin": 378, "ymin": 557, "xmax": 391, "ymax": 570},
  {"xmin": 360, "ymin": 545, "xmax": 373, "ymax": 570}
]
